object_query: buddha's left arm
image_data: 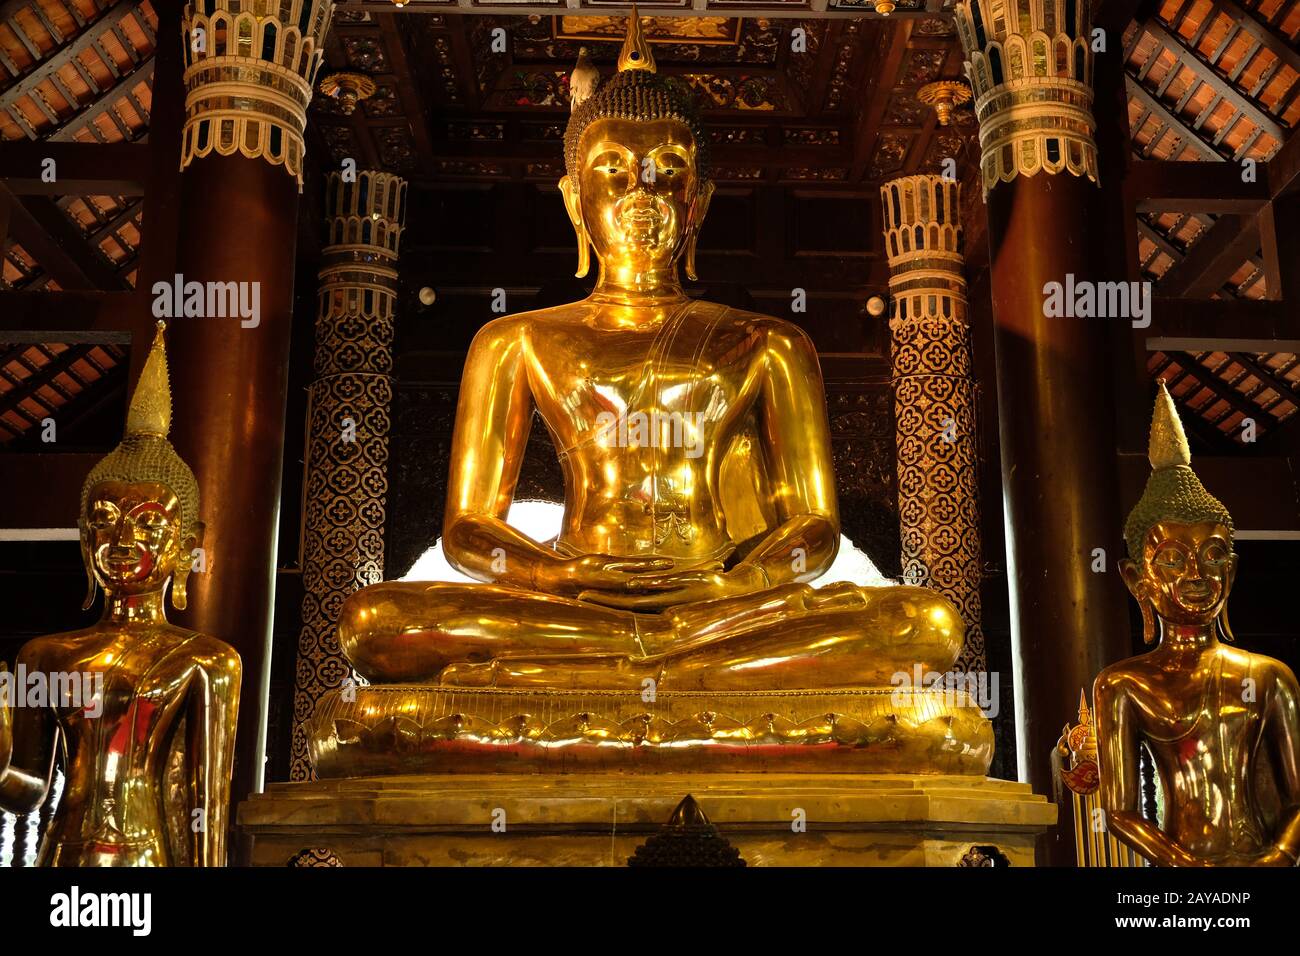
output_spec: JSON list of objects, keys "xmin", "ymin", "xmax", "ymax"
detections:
[
  {"xmin": 736, "ymin": 323, "xmax": 840, "ymax": 585},
  {"xmin": 1263, "ymin": 662, "xmax": 1300, "ymax": 863},
  {"xmin": 185, "ymin": 646, "xmax": 242, "ymax": 866}
]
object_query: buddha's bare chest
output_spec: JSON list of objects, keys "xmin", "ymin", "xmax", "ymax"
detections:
[
  {"xmin": 1132, "ymin": 669, "xmax": 1262, "ymax": 750},
  {"xmin": 525, "ymin": 315, "xmax": 764, "ymax": 441},
  {"xmin": 42, "ymin": 637, "xmax": 190, "ymax": 756}
]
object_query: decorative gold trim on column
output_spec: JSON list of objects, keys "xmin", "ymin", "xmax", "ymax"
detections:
[
  {"xmin": 180, "ymin": 0, "xmax": 335, "ymax": 188},
  {"xmin": 290, "ymin": 170, "xmax": 407, "ymax": 782},
  {"xmin": 882, "ymin": 174, "xmax": 985, "ymax": 672},
  {"xmin": 953, "ymin": 0, "xmax": 1098, "ymax": 197}
]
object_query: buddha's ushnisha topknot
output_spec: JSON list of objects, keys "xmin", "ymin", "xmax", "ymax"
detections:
[
  {"xmin": 81, "ymin": 321, "xmax": 200, "ymax": 545},
  {"xmin": 1123, "ymin": 381, "xmax": 1233, "ymax": 565},
  {"xmin": 563, "ymin": 9, "xmax": 708, "ymax": 182}
]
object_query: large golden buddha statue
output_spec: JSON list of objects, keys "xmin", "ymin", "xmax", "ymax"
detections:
[
  {"xmin": 315, "ymin": 16, "xmax": 991, "ymax": 776},
  {"xmin": 1094, "ymin": 384, "xmax": 1300, "ymax": 866},
  {"xmin": 0, "ymin": 323, "xmax": 241, "ymax": 866}
]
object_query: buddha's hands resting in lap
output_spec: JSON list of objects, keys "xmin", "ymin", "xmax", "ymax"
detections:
[
  {"xmin": 577, "ymin": 562, "xmax": 768, "ymax": 611},
  {"xmin": 536, "ymin": 553, "xmax": 676, "ymax": 600}
]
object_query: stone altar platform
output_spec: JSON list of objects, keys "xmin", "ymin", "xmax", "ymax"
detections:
[{"xmin": 239, "ymin": 773, "xmax": 1056, "ymax": 866}]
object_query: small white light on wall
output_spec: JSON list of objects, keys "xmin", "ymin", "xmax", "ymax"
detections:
[
  {"xmin": 418, "ymin": 287, "xmax": 437, "ymax": 306},
  {"xmin": 866, "ymin": 295, "xmax": 887, "ymax": 317}
]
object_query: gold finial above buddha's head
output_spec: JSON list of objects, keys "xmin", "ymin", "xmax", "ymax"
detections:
[
  {"xmin": 562, "ymin": 9, "xmax": 707, "ymax": 183},
  {"xmin": 1123, "ymin": 381, "xmax": 1233, "ymax": 566},
  {"xmin": 126, "ymin": 320, "xmax": 172, "ymax": 438},
  {"xmin": 617, "ymin": 5, "xmax": 656, "ymax": 74},
  {"xmin": 1147, "ymin": 379, "xmax": 1190, "ymax": 471},
  {"xmin": 81, "ymin": 321, "xmax": 199, "ymax": 546}
]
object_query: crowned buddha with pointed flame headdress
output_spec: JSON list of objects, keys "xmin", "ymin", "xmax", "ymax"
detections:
[
  {"xmin": 81, "ymin": 322, "xmax": 200, "ymax": 557},
  {"xmin": 1124, "ymin": 382, "xmax": 1234, "ymax": 567}
]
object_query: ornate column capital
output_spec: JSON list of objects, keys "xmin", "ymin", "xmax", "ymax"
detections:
[
  {"xmin": 954, "ymin": 0, "xmax": 1099, "ymax": 197},
  {"xmin": 316, "ymin": 170, "xmax": 407, "ymax": 378},
  {"xmin": 880, "ymin": 174, "xmax": 967, "ymax": 330},
  {"xmin": 180, "ymin": 0, "xmax": 335, "ymax": 187}
]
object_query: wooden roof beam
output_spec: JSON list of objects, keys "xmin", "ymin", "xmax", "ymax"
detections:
[
  {"xmin": 1156, "ymin": 213, "xmax": 1260, "ymax": 297},
  {"xmin": 1128, "ymin": 159, "xmax": 1268, "ymax": 212},
  {"xmin": 0, "ymin": 184, "xmax": 124, "ymax": 290},
  {"xmin": 1144, "ymin": 297, "xmax": 1298, "ymax": 343},
  {"xmin": 0, "ymin": 141, "xmax": 148, "ymax": 196}
]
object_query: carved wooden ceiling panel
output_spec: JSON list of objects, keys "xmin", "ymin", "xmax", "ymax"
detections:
[{"xmin": 308, "ymin": 9, "xmax": 976, "ymax": 186}]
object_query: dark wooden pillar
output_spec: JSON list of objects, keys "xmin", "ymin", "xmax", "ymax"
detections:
[
  {"xmin": 165, "ymin": 2, "xmax": 335, "ymax": 823},
  {"xmin": 955, "ymin": 1, "xmax": 1133, "ymax": 865}
]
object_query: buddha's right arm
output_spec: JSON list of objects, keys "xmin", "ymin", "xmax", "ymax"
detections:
[
  {"xmin": 441, "ymin": 320, "xmax": 555, "ymax": 588},
  {"xmin": 1094, "ymin": 673, "xmax": 1201, "ymax": 867},
  {"xmin": 0, "ymin": 659, "xmax": 57, "ymax": 813}
]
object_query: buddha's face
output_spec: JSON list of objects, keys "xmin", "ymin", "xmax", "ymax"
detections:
[
  {"xmin": 82, "ymin": 480, "xmax": 185, "ymax": 595},
  {"xmin": 563, "ymin": 117, "xmax": 710, "ymax": 278},
  {"xmin": 1123, "ymin": 520, "xmax": 1236, "ymax": 626}
]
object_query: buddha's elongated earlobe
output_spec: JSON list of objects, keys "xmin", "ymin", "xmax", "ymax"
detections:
[
  {"xmin": 575, "ymin": 228, "xmax": 591, "ymax": 279},
  {"xmin": 1217, "ymin": 552, "xmax": 1237, "ymax": 642},
  {"xmin": 173, "ymin": 525, "xmax": 203, "ymax": 612},
  {"xmin": 79, "ymin": 523, "xmax": 97, "ymax": 611},
  {"xmin": 1118, "ymin": 557, "xmax": 1154, "ymax": 644},
  {"xmin": 560, "ymin": 175, "xmax": 591, "ymax": 278},
  {"xmin": 1217, "ymin": 603, "xmax": 1236, "ymax": 643},
  {"xmin": 1139, "ymin": 595, "xmax": 1157, "ymax": 645},
  {"xmin": 684, "ymin": 180, "xmax": 714, "ymax": 282},
  {"xmin": 82, "ymin": 564, "xmax": 98, "ymax": 612},
  {"xmin": 170, "ymin": 568, "xmax": 189, "ymax": 611}
]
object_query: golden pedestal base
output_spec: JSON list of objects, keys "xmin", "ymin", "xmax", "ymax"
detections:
[
  {"xmin": 309, "ymin": 685, "xmax": 995, "ymax": 776},
  {"xmin": 239, "ymin": 773, "xmax": 1055, "ymax": 866}
]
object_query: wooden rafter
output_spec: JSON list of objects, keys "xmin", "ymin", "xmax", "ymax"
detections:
[
  {"xmin": 1156, "ymin": 213, "xmax": 1261, "ymax": 296},
  {"xmin": 1141, "ymin": 16, "xmax": 1287, "ymax": 147},
  {"xmin": 0, "ymin": 1, "xmax": 141, "ymax": 124},
  {"xmin": 1231, "ymin": 350, "xmax": 1300, "ymax": 410}
]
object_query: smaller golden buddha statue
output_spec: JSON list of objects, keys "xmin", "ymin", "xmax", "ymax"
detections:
[
  {"xmin": 0, "ymin": 322, "xmax": 241, "ymax": 866},
  {"xmin": 1094, "ymin": 383, "xmax": 1300, "ymax": 867}
]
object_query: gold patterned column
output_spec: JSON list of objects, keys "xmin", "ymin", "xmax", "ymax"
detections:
[
  {"xmin": 954, "ymin": 0, "xmax": 1099, "ymax": 197},
  {"xmin": 882, "ymin": 174, "xmax": 984, "ymax": 672},
  {"xmin": 291, "ymin": 171, "xmax": 408, "ymax": 781},
  {"xmin": 181, "ymin": 0, "xmax": 334, "ymax": 187}
]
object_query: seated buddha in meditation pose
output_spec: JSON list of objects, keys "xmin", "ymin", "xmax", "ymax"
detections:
[
  {"xmin": 338, "ymin": 16, "xmax": 962, "ymax": 693},
  {"xmin": 0, "ymin": 323, "xmax": 241, "ymax": 866},
  {"xmin": 1094, "ymin": 384, "xmax": 1300, "ymax": 866}
]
